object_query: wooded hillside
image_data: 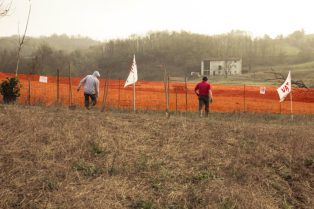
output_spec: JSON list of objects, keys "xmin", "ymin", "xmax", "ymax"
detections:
[{"xmin": 1, "ymin": 30, "xmax": 314, "ymax": 80}]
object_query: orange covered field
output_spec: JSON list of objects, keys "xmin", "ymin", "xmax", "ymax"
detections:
[{"xmin": 1, "ymin": 72, "xmax": 314, "ymax": 114}]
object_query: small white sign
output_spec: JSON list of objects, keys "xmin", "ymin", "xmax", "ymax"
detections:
[
  {"xmin": 39, "ymin": 76, "xmax": 48, "ymax": 83},
  {"xmin": 260, "ymin": 87, "xmax": 266, "ymax": 94}
]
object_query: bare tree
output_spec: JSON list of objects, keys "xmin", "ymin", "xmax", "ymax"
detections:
[
  {"xmin": 266, "ymin": 69, "xmax": 308, "ymax": 88},
  {"xmin": 15, "ymin": 0, "xmax": 31, "ymax": 76},
  {"xmin": 0, "ymin": 0, "xmax": 11, "ymax": 17}
]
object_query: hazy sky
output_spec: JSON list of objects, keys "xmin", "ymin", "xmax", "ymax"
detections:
[{"xmin": 0, "ymin": 0, "xmax": 313, "ymax": 40}]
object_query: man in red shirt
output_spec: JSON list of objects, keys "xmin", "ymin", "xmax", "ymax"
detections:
[{"xmin": 194, "ymin": 76, "xmax": 213, "ymax": 117}]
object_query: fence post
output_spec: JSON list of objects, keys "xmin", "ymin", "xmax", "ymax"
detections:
[
  {"xmin": 101, "ymin": 74, "xmax": 110, "ymax": 112},
  {"xmin": 118, "ymin": 78, "xmax": 121, "ymax": 109},
  {"xmin": 167, "ymin": 75, "xmax": 170, "ymax": 116},
  {"xmin": 185, "ymin": 76, "xmax": 188, "ymax": 114},
  {"xmin": 163, "ymin": 68, "xmax": 169, "ymax": 117},
  {"xmin": 243, "ymin": 84, "xmax": 246, "ymax": 112},
  {"xmin": 68, "ymin": 63, "xmax": 73, "ymax": 107},
  {"xmin": 175, "ymin": 88, "xmax": 178, "ymax": 113},
  {"xmin": 57, "ymin": 68, "xmax": 60, "ymax": 104},
  {"xmin": 28, "ymin": 75, "xmax": 31, "ymax": 105},
  {"xmin": 101, "ymin": 78, "xmax": 107, "ymax": 112}
]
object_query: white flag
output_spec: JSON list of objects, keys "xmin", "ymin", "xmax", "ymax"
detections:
[
  {"xmin": 260, "ymin": 87, "xmax": 266, "ymax": 94},
  {"xmin": 277, "ymin": 71, "xmax": 291, "ymax": 102},
  {"xmin": 124, "ymin": 55, "xmax": 138, "ymax": 88}
]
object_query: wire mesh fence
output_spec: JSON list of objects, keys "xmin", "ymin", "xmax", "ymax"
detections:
[{"xmin": 1, "ymin": 72, "xmax": 314, "ymax": 114}]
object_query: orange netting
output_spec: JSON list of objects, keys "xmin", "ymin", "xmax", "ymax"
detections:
[{"xmin": 1, "ymin": 72, "xmax": 313, "ymax": 114}]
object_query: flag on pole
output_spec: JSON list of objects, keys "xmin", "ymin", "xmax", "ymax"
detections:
[
  {"xmin": 277, "ymin": 71, "xmax": 291, "ymax": 102},
  {"xmin": 124, "ymin": 55, "xmax": 138, "ymax": 88}
]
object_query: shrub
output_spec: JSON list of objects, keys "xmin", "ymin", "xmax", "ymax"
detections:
[{"xmin": 0, "ymin": 77, "xmax": 21, "ymax": 104}]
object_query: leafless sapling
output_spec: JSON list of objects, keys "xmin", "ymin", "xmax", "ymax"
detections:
[{"xmin": 15, "ymin": 0, "xmax": 31, "ymax": 76}]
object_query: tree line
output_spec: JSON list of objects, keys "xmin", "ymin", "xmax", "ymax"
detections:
[{"xmin": 0, "ymin": 30, "xmax": 314, "ymax": 80}]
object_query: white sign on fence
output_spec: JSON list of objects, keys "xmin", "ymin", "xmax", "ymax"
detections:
[
  {"xmin": 39, "ymin": 76, "xmax": 48, "ymax": 83},
  {"xmin": 260, "ymin": 87, "xmax": 266, "ymax": 94}
]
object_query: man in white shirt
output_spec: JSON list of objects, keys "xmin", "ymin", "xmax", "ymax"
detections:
[{"xmin": 77, "ymin": 71, "xmax": 100, "ymax": 109}]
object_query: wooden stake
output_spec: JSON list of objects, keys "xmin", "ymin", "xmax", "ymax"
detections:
[
  {"xmin": 290, "ymin": 90, "xmax": 293, "ymax": 120},
  {"xmin": 133, "ymin": 82, "xmax": 136, "ymax": 113},
  {"xmin": 118, "ymin": 78, "xmax": 121, "ymax": 109},
  {"xmin": 167, "ymin": 75, "xmax": 170, "ymax": 117},
  {"xmin": 101, "ymin": 73, "xmax": 110, "ymax": 112},
  {"xmin": 163, "ymin": 67, "xmax": 169, "ymax": 117},
  {"xmin": 57, "ymin": 68, "xmax": 60, "ymax": 104},
  {"xmin": 68, "ymin": 63, "xmax": 72, "ymax": 107},
  {"xmin": 185, "ymin": 76, "xmax": 188, "ymax": 114},
  {"xmin": 28, "ymin": 75, "xmax": 31, "ymax": 105},
  {"xmin": 243, "ymin": 84, "xmax": 246, "ymax": 112},
  {"xmin": 175, "ymin": 88, "xmax": 178, "ymax": 113},
  {"xmin": 101, "ymin": 78, "xmax": 107, "ymax": 112}
]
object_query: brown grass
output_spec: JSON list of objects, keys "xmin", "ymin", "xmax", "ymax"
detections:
[{"xmin": 0, "ymin": 105, "xmax": 313, "ymax": 209}]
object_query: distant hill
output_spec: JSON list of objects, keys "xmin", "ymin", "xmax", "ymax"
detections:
[
  {"xmin": 0, "ymin": 34, "xmax": 100, "ymax": 56},
  {"xmin": 1, "ymin": 30, "xmax": 314, "ymax": 84}
]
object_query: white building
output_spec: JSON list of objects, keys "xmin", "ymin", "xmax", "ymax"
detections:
[{"xmin": 201, "ymin": 58, "xmax": 242, "ymax": 76}]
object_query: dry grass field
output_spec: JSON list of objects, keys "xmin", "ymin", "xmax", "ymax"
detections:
[{"xmin": 0, "ymin": 105, "xmax": 313, "ymax": 209}]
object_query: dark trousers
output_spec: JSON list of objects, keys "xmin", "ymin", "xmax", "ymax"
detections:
[
  {"xmin": 198, "ymin": 95, "xmax": 209, "ymax": 116},
  {"xmin": 84, "ymin": 93, "xmax": 97, "ymax": 109}
]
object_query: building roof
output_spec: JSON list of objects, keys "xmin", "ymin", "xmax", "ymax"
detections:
[{"xmin": 202, "ymin": 57, "xmax": 241, "ymax": 61}]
